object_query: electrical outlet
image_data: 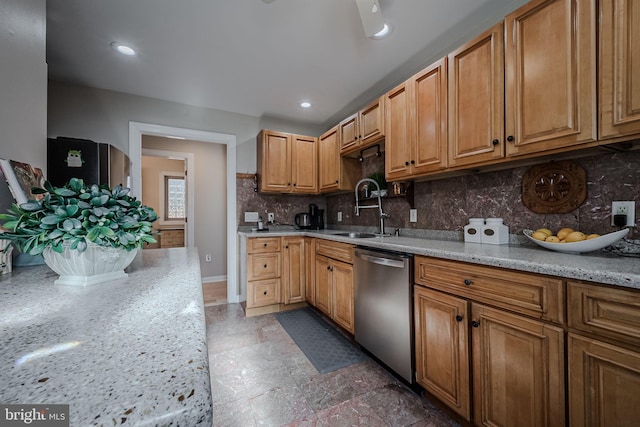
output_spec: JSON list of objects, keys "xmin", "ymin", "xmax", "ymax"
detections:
[
  {"xmin": 337, "ymin": 212, "xmax": 343, "ymax": 222},
  {"xmin": 410, "ymin": 209, "xmax": 417, "ymax": 223},
  {"xmin": 611, "ymin": 201, "xmax": 635, "ymax": 226},
  {"xmin": 205, "ymin": 253, "xmax": 212, "ymax": 262},
  {"xmin": 267, "ymin": 213, "xmax": 275, "ymax": 223}
]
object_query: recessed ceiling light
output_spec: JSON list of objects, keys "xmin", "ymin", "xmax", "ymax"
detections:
[
  {"xmin": 110, "ymin": 42, "xmax": 136, "ymax": 56},
  {"xmin": 371, "ymin": 23, "xmax": 392, "ymax": 40},
  {"xmin": 300, "ymin": 102, "xmax": 311, "ymax": 108}
]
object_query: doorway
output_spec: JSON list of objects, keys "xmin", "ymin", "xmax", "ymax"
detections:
[{"xmin": 128, "ymin": 122, "xmax": 239, "ymax": 303}]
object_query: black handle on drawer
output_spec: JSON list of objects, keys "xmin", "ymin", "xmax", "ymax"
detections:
[
  {"xmin": 464, "ymin": 278, "xmax": 472, "ymax": 286},
  {"xmin": 492, "ymin": 139, "xmax": 499, "ymax": 146},
  {"xmin": 263, "ymin": 291, "xmax": 267, "ymax": 295},
  {"xmin": 263, "ymin": 243, "xmax": 267, "ymax": 247},
  {"xmin": 507, "ymin": 135, "xmax": 514, "ymax": 142},
  {"xmin": 471, "ymin": 320, "xmax": 480, "ymax": 328},
  {"xmin": 327, "ymin": 265, "xmax": 331, "ymax": 271},
  {"xmin": 455, "ymin": 315, "xmax": 464, "ymax": 322},
  {"xmin": 264, "ymin": 264, "xmax": 267, "ymax": 268}
]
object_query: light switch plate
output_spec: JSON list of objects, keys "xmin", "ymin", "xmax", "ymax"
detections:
[
  {"xmin": 244, "ymin": 212, "xmax": 259, "ymax": 222},
  {"xmin": 410, "ymin": 209, "xmax": 417, "ymax": 223}
]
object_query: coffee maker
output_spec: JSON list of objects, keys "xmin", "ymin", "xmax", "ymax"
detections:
[{"xmin": 309, "ymin": 204, "xmax": 324, "ymax": 230}]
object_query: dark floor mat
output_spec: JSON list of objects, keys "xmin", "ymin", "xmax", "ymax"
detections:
[{"xmin": 275, "ymin": 307, "xmax": 367, "ymax": 374}]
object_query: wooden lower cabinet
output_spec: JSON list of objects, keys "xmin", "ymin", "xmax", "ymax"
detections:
[
  {"xmin": 247, "ymin": 278, "xmax": 280, "ymax": 308},
  {"xmin": 304, "ymin": 237, "xmax": 315, "ymax": 305},
  {"xmin": 312, "ymin": 241, "xmax": 355, "ymax": 334},
  {"xmin": 472, "ymin": 304, "xmax": 565, "ymax": 427},
  {"xmin": 414, "ymin": 286, "xmax": 470, "ymax": 420},
  {"xmin": 568, "ymin": 333, "xmax": 640, "ymax": 427},
  {"xmin": 414, "ymin": 255, "xmax": 565, "ymax": 425},
  {"xmin": 282, "ymin": 236, "xmax": 305, "ymax": 304}
]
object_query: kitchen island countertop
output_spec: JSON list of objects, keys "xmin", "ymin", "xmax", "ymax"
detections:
[
  {"xmin": 239, "ymin": 229, "xmax": 640, "ymax": 289},
  {"xmin": 0, "ymin": 247, "xmax": 212, "ymax": 426}
]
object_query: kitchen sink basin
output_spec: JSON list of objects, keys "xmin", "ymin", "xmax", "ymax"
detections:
[{"xmin": 333, "ymin": 232, "xmax": 377, "ymax": 238}]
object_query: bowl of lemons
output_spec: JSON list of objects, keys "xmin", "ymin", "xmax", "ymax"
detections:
[{"xmin": 523, "ymin": 227, "xmax": 629, "ymax": 253}]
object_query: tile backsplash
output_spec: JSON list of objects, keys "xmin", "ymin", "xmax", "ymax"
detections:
[{"xmin": 237, "ymin": 149, "xmax": 639, "ymax": 238}]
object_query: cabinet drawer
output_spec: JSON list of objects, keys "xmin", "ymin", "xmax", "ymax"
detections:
[
  {"xmin": 315, "ymin": 239, "xmax": 353, "ymax": 264},
  {"xmin": 247, "ymin": 253, "xmax": 281, "ymax": 281},
  {"xmin": 568, "ymin": 281, "xmax": 640, "ymax": 347},
  {"xmin": 415, "ymin": 256, "xmax": 564, "ymax": 323},
  {"xmin": 247, "ymin": 278, "xmax": 281, "ymax": 308},
  {"xmin": 247, "ymin": 237, "xmax": 281, "ymax": 254}
]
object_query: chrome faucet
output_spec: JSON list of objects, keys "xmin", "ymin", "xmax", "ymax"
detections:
[{"xmin": 354, "ymin": 178, "xmax": 390, "ymax": 236}]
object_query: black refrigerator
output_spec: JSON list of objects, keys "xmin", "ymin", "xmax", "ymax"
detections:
[{"xmin": 47, "ymin": 137, "xmax": 131, "ymax": 188}]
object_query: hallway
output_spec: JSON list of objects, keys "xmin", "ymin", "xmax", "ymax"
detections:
[{"xmin": 205, "ymin": 304, "xmax": 460, "ymax": 426}]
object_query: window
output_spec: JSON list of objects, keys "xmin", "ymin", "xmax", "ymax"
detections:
[{"xmin": 164, "ymin": 176, "xmax": 185, "ymax": 221}]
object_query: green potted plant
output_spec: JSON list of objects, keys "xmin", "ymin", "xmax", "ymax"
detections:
[{"xmin": 0, "ymin": 178, "xmax": 158, "ymax": 285}]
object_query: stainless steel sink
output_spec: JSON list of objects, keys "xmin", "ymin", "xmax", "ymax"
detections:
[{"xmin": 333, "ymin": 232, "xmax": 377, "ymax": 238}]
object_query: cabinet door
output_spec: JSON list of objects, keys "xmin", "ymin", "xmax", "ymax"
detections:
[
  {"xmin": 332, "ymin": 260, "xmax": 354, "ymax": 334},
  {"xmin": 282, "ymin": 237, "xmax": 305, "ymax": 304},
  {"xmin": 448, "ymin": 23, "xmax": 504, "ymax": 167},
  {"xmin": 314, "ymin": 255, "xmax": 332, "ymax": 316},
  {"xmin": 411, "ymin": 58, "xmax": 448, "ymax": 175},
  {"xmin": 599, "ymin": 0, "xmax": 640, "ymax": 140},
  {"xmin": 568, "ymin": 333, "xmax": 640, "ymax": 427},
  {"xmin": 505, "ymin": 0, "xmax": 596, "ymax": 156},
  {"xmin": 472, "ymin": 304, "xmax": 565, "ymax": 427},
  {"xmin": 304, "ymin": 237, "xmax": 315, "ymax": 305},
  {"xmin": 247, "ymin": 278, "xmax": 281, "ymax": 308},
  {"xmin": 385, "ymin": 81, "xmax": 413, "ymax": 181},
  {"xmin": 318, "ymin": 126, "xmax": 340, "ymax": 192},
  {"xmin": 414, "ymin": 286, "xmax": 470, "ymax": 421},
  {"xmin": 258, "ymin": 130, "xmax": 291, "ymax": 192},
  {"xmin": 247, "ymin": 252, "xmax": 281, "ymax": 281},
  {"xmin": 339, "ymin": 113, "xmax": 359, "ymax": 153},
  {"xmin": 360, "ymin": 96, "xmax": 385, "ymax": 146},
  {"xmin": 291, "ymin": 135, "xmax": 317, "ymax": 193}
]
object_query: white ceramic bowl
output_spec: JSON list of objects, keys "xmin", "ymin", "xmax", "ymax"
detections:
[{"xmin": 523, "ymin": 228, "xmax": 629, "ymax": 254}]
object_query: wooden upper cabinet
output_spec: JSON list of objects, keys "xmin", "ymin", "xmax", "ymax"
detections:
[
  {"xmin": 339, "ymin": 97, "xmax": 385, "ymax": 155},
  {"xmin": 257, "ymin": 130, "xmax": 291, "ymax": 192},
  {"xmin": 505, "ymin": 0, "xmax": 597, "ymax": 156},
  {"xmin": 339, "ymin": 113, "xmax": 359, "ymax": 153},
  {"xmin": 411, "ymin": 58, "xmax": 448, "ymax": 176},
  {"xmin": 385, "ymin": 81, "xmax": 413, "ymax": 180},
  {"xmin": 318, "ymin": 126, "xmax": 340, "ymax": 192},
  {"xmin": 386, "ymin": 58, "xmax": 448, "ymax": 181},
  {"xmin": 257, "ymin": 130, "xmax": 317, "ymax": 194},
  {"xmin": 599, "ymin": 0, "xmax": 640, "ymax": 141},
  {"xmin": 359, "ymin": 96, "xmax": 385, "ymax": 146},
  {"xmin": 319, "ymin": 125, "xmax": 360, "ymax": 193},
  {"xmin": 291, "ymin": 134, "xmax": 318, "ymax": 193},
  {"xmin": 448, "ymin": 23, "xmax": 505, "ymax": 167}
]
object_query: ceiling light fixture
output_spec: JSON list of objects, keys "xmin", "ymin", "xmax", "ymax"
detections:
[
  {"xmin": 110, "ymin": 42, "xmax": 136, "ymax": 56},
  {"xmin": 300, "ymin": 102, "xmax": 311, "ymax": 108},
  {"xmin": 355, "ymin": 0, "xmax": 385, "ymax": 38}
]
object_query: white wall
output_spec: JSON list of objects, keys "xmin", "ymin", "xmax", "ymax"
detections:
[
  {"xmin": 0, "ymin": 0, "xmax": 47, "ymax": 171},
  {"xmin": 48, "ymin": 81, "xmax": 325, "ymax": 174},
  {"xmin": 142, "ymin": 136, "xmax": 227, "ymax": 278}
]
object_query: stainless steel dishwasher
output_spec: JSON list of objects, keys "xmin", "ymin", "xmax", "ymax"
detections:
[{"xmin": 354, "ymin": 247, "xmax": 414, "ymax": 383}]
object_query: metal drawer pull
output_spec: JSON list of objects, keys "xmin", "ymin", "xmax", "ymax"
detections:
[
  {"xmin": 455, "ymin": 315, "xmax": 464, "ymax": 322},
  {"xmin": 464, "ymin": 278, "xmax": 472, "ymax": 286},
  {"xmin": 471, "ymin": 320, "xmax": 480, "ymax": 328},
  {"xmin": 355, "ymin": 253, "xmax": 405, "ymax": 268}
]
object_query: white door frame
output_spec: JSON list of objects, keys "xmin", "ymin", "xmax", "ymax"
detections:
[
  {"xmin": 141, "ymin": 148, "xmax": 195, "ymax": 248},
  {"xmin": 128, "ymin": 122, "xmax": 239, "ymax": 303}
]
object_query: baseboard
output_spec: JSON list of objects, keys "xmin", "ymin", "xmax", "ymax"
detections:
[{"xmin": 201, "ymin": 275, "xmax": 227, "ymax": 283}]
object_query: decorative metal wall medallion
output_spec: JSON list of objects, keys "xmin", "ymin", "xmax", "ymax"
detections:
[{"xmin": 521, "ymin": 160, "xmax": 587, "ymax": 214}]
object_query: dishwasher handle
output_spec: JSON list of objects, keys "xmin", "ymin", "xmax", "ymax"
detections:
[{"xmin": 355, "ymin": 252, "xmax": 407, "ymax": 268}]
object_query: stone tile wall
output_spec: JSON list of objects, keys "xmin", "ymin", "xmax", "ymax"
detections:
[{"xmin": 237, "ymin": 150, "xmax": 639, "ymax": 238}]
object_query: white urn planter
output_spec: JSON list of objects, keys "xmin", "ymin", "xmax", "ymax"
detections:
[{"xmin": 43, "ymin": 244, "xmax": 138, "ymax": 286}]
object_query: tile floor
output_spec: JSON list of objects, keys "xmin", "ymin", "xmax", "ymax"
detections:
[{"xmin": 205, "ymin": 303, "xmax": 460, "ymax": 427}]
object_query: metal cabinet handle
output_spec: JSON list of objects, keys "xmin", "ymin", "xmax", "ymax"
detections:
[
  {"xmin": 455, "ymin": 315, "xmax": 464, "ymax": 322},
  {"xmin": 464, "ymin": 278, "xmax": 472, "ymax": 286},
  {"xmin": 263, "ymin": 243, "xmax": 267, "ymax": 247},
  {"xmin": 264, "ymin": 264, "xmax": 267, "ymax": 268},
  {"xmin": 471, "ymin": 320, "xmax": 480, "ymax": 328},
  {"xmin": 492, "ymin": 139, "xmax": 499, "ymax": 145},
  {"xmin": 263, "ymin": 291, "xmax": 267, "ymax": 295},
  {"xmin": 405, "ymin": 161, "xmax": 409, "ymax": 166},
  {"xmin": 507, "ymin": 135, "xmax": 514, "ymax": 142},
  {"xmin": 410, "ymin": 160, "xmax": 415, "ymax": 164}
]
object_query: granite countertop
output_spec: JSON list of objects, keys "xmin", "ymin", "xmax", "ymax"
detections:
[
  {"xmin": 238, "ymin": 229, "xmax": 640, "ymax": 289},
  {"xmin": 0, "ymin": 248, "xmax": 212, "ymax": 426}
]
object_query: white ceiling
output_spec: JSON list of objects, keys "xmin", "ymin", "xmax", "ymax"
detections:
[{"xmin": 46, "ymin": 0, "xmax": 528, "ymax": 129}]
